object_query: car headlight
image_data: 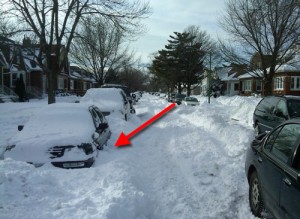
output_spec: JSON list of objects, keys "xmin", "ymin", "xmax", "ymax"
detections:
[{"xmin": 78, "ymin": 143, "xmax": 94, "ymax": 155}]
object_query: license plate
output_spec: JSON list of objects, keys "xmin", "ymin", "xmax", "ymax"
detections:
[{"xmin": 63, "ymin": 162, "xmax": 85, "ymax": 168}]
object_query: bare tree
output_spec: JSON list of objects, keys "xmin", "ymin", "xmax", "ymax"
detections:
[
  {"xmin": 70, "ymin": 16, "xmax": 136, "ymax": 87},
  {"xmin": 184, "ymin": 25, "xmax": 220, "ymax": 69},
  {"xmin": 0, "ymin": 5, "xmax": 19, "ymax": 38},
  {"xmin": 220, "ymin": 0, "xmax": 300, "ymax": 95},
  {"xmin": 7, "ymin": 0, "xmax": 150, "ymax": 104}
]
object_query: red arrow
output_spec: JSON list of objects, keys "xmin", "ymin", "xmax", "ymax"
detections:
[{"xmin": 115, "ymin": 103, "xmax": 176, "ymax": 147}]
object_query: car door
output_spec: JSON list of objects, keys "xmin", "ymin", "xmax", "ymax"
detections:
[
  {"xmin": 94, "ymin": 108, "xmax": 111, "ymax": 146},
  {"xmin": 261, "ymin": 123, "xmax": 300, "ymax": 219},
  {"xmin": 89, "ymin": 107, "xmax": 110, "ymax": 148},
  {"xmin": 258, "ymin": 127, "xmax": 283, "ymax": 216},
  {"xmin": 278, "ymin": 124, "xmax": 300, "ymax": 219}
]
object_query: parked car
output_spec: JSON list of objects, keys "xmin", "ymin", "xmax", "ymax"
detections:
[
  {"xmin": 245, "ymin": 118, "xmax": 300, "ymax": 219},
  {"xmin": 81, "ymin": 88, "xmax": 132, "ymax": 120},
  {"xmin": 4, "ymin": 103, "xmax": 111, "ymax": 168},
  {"xmin": 253, "ymin": 95, "xmax": 300, "ymax": 135},
  {"xmin": 101, "ymin": 84, "xmax": 135, "ymax": 112},
  {"xmin": 173, "ymin": 93, "xmax": 187, "ymax": 105},
  {"xmin": 182, "ymin": 97, "xmax": 199, "ymax": 106},
  {"xmin": 167, "ymin": 93, "xmax": 176, "ymax": 102}
]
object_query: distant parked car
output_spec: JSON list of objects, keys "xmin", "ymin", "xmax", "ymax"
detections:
[
  {"xmin": 253, "ymin": 96, "xmax": 300, "ymax": 135},
  {"xmin": 167, "ymin": 93, "xmax": 176, "ymax": 102},
  {"xmin": 245, "ymin": 118, "xmax": 300, "ymax": 219},
  {"xmin": 81, "ymin": 88, "xmax": 133, "ymax": 120},
  {"xmin": 4, "ymin": 103, "xmax": 111, "ymax": 168},
  {"xmin": 182, "ymin": 97, "xmax": 199, "ymax": 106},
  {"xmin": 173, "ymin": 93, "xmax": 187, "ymax": 105}
]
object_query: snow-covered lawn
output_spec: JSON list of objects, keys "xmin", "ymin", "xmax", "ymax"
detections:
[{"xmin": 0, "ymin": 94, "xmax": 262, "ymax": 219}]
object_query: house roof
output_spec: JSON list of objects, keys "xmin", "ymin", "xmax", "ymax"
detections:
[
  {"xmin": 0, "ymin": 49, "xmax": 9, "ymax": 68},
  {"xmin": 238, "ymin": 70, "xmax": 263, "ymax": 79},
  {"xmin": 22, "ymin": 49, "xmax": 43, "ymax": 71}
]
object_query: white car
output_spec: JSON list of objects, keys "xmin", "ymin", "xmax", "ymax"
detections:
[
  {"xmin": 4, "ymin": 103, "xmax": 111, "ymax": 168},
  {"xmin": 81, "ymin": 88, "xmax": 132, "ymax": 120},
  {"xmin": 182, "ymin": 97, "xmax": 200, "ymax": 106}
]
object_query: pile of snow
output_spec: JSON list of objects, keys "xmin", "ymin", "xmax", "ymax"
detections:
[{"xmin": 0, "ymin": 94, "xmax": 262, "ymax": 219}]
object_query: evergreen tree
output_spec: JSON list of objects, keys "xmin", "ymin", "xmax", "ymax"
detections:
[{"xmin": 150, "ymin": 32, "xmax": 204, "ymax": 95}]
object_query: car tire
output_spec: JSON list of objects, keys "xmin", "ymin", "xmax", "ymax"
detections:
[{"xmin": 249, "ymin": 171, "xmax": 264, "ymax": 217}]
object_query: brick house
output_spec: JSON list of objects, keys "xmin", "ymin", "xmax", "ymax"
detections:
[{"xmin": 0, "ymin": 36, "xmax": 95, "ymax": 99}]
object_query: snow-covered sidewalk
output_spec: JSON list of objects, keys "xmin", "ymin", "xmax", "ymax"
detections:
[{"xmin": 0, "ymin": 94, "xmax": 261, "ymax": 219}]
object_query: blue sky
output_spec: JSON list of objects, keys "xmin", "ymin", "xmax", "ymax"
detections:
[{"xmin": 131, "ymin": 0, "xmax": 227, "ymax": 64}]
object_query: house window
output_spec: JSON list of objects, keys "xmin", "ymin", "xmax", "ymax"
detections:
[
  {"xmin": 58, "ymin": 78, "xmax": 65, "ymax": 90},
  {"xmin": 242, "ymin": 80, "xmax": 252, "ymax": 91},
  {"xmin": 70, "ymin": 80, "xmax": 74, "ymax": 90},
  {"xmin": 256, "ymin": 79, "xmax": 262, "ymax": 91},
  {"xmin": 11, "ymin": 73, "xmax": 18, "ymax": 88},
  {"xmin": 291, "ymin": 76, "xmax": 300, "ymax": 90},
  {"xmin": 274, "ymin": 77, "xmax": 284, "ymax": 90},
  {"xmin": 83, "ymin": 82, "xmax": 87, "ymax": 90}
]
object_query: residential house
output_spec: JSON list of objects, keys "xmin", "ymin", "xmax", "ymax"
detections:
[
  {"xmin": 238, "ymin": 52, "xmax": 300, "ymax": 96},
  {"xmin": 238, "ymin": 71, "xmax": 263, "ymax": 96},
  {"xmin": 69, "ymin": 65, "xmax": 95, "ymax": 96},
  {"xmin": 0, "ymin": 36, "xmax": 95, "ymax": 99},
  {"xmin": 216, "ymin": 66, "xmax": 241, "ymax": 96},
  {"xmin": 0, "ymin": 36, "xmax": 26, "ymax": 95}
]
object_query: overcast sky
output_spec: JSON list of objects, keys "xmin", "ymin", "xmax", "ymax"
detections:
[{"xmin": 131, "ymin": 0, "xmax": 227, "ymax": 64}]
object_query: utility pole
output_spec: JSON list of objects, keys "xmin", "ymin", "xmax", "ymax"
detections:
[{"xmin": 208, "ymin": 53, "xmax": 212, "ymax": 104}]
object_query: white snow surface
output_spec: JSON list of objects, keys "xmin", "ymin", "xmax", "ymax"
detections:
[{"xmin": 0, "ymin": 94, "xmax": 262, "ymax": 219}]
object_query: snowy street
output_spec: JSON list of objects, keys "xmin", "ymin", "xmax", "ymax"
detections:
[{"xmin": 0, "ymin": 94, "xmax": 261, "ymax": 219}]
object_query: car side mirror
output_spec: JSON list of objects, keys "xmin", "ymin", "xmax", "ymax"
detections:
[
  {"xmin": 297, "ymin": 173, "xmax": 300, "ymax": 184},
  {"xmin": 98, "ymin": 123, "xmax": 108, "ymax": 130},
  {"xmin": 18, "ymin": 125, "xmax": 24, "ymax": 131}
]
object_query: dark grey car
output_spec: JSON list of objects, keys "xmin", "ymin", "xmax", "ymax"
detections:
[
  {"xmin": 245, "ymin": 119, "xmax": 300, "ymax": 218},
  {"xmin": 253, "ymin": 96, "xmax": 300, "ymax": 135}
]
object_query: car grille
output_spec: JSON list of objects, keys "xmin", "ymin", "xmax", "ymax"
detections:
[{"xmin": 48, "ymin": 146, "xmax": 75, "ymax": 159}]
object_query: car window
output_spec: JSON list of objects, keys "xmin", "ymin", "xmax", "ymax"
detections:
[
  {"xmin": 275, "ymin": 100, "xmax": 288, "ymax": 117},
  {"xmin": 264, "ymin": 127, "xmax": 282, "ymax": 151},
  {"xmin": 287, "ymin": 99, "xmax": 300, "ymax": 118},
  {"xmin": 90, "ymin": 109, "xmax": 101, "ymax": 128},
  {"xmin": 94, "ymin": 108, "xmax": 106, "ymax": 123},
  {"xmin": 120, "ymin": 91, "xmax": 127, "ymax": 102},
  {"xmin": 257, "ymin": 97, "xmax": 275, "ymax": 113},
  {"xmin": 270, "ymin": 124, "xmax": 300, "ymax": 163}
]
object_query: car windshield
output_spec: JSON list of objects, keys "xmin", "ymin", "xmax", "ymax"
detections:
[{"xmin": 287, "ymin": 99, "xmax": 300, "ymax": 118}]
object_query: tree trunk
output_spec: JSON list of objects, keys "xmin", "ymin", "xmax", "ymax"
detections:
[
  {"xmin": 47, "ymin": 70, "xmax": 56, "ymax": 104},
  {"xmin": 263, "ymin": 74, "xmax": 273, "ymax": 96},
  {"xmin": 187, "ymin": 85, "xmax": 191, "ymax": 96}
]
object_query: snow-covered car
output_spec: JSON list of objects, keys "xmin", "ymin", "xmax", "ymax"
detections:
[
  {"xmin": 101, "ymin": 84, "xmax": 136, "ymax": 112},
  {"xmin": 182, "ymin": 97, "xmax": 200, "ymax": 106},
  {"xmin": 81, "ymin": 88, "xmax": 133, "ymax": 120},
  {"xmin": 4, "ymin": 103, "xmax": 111, "ymax": 168}
]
